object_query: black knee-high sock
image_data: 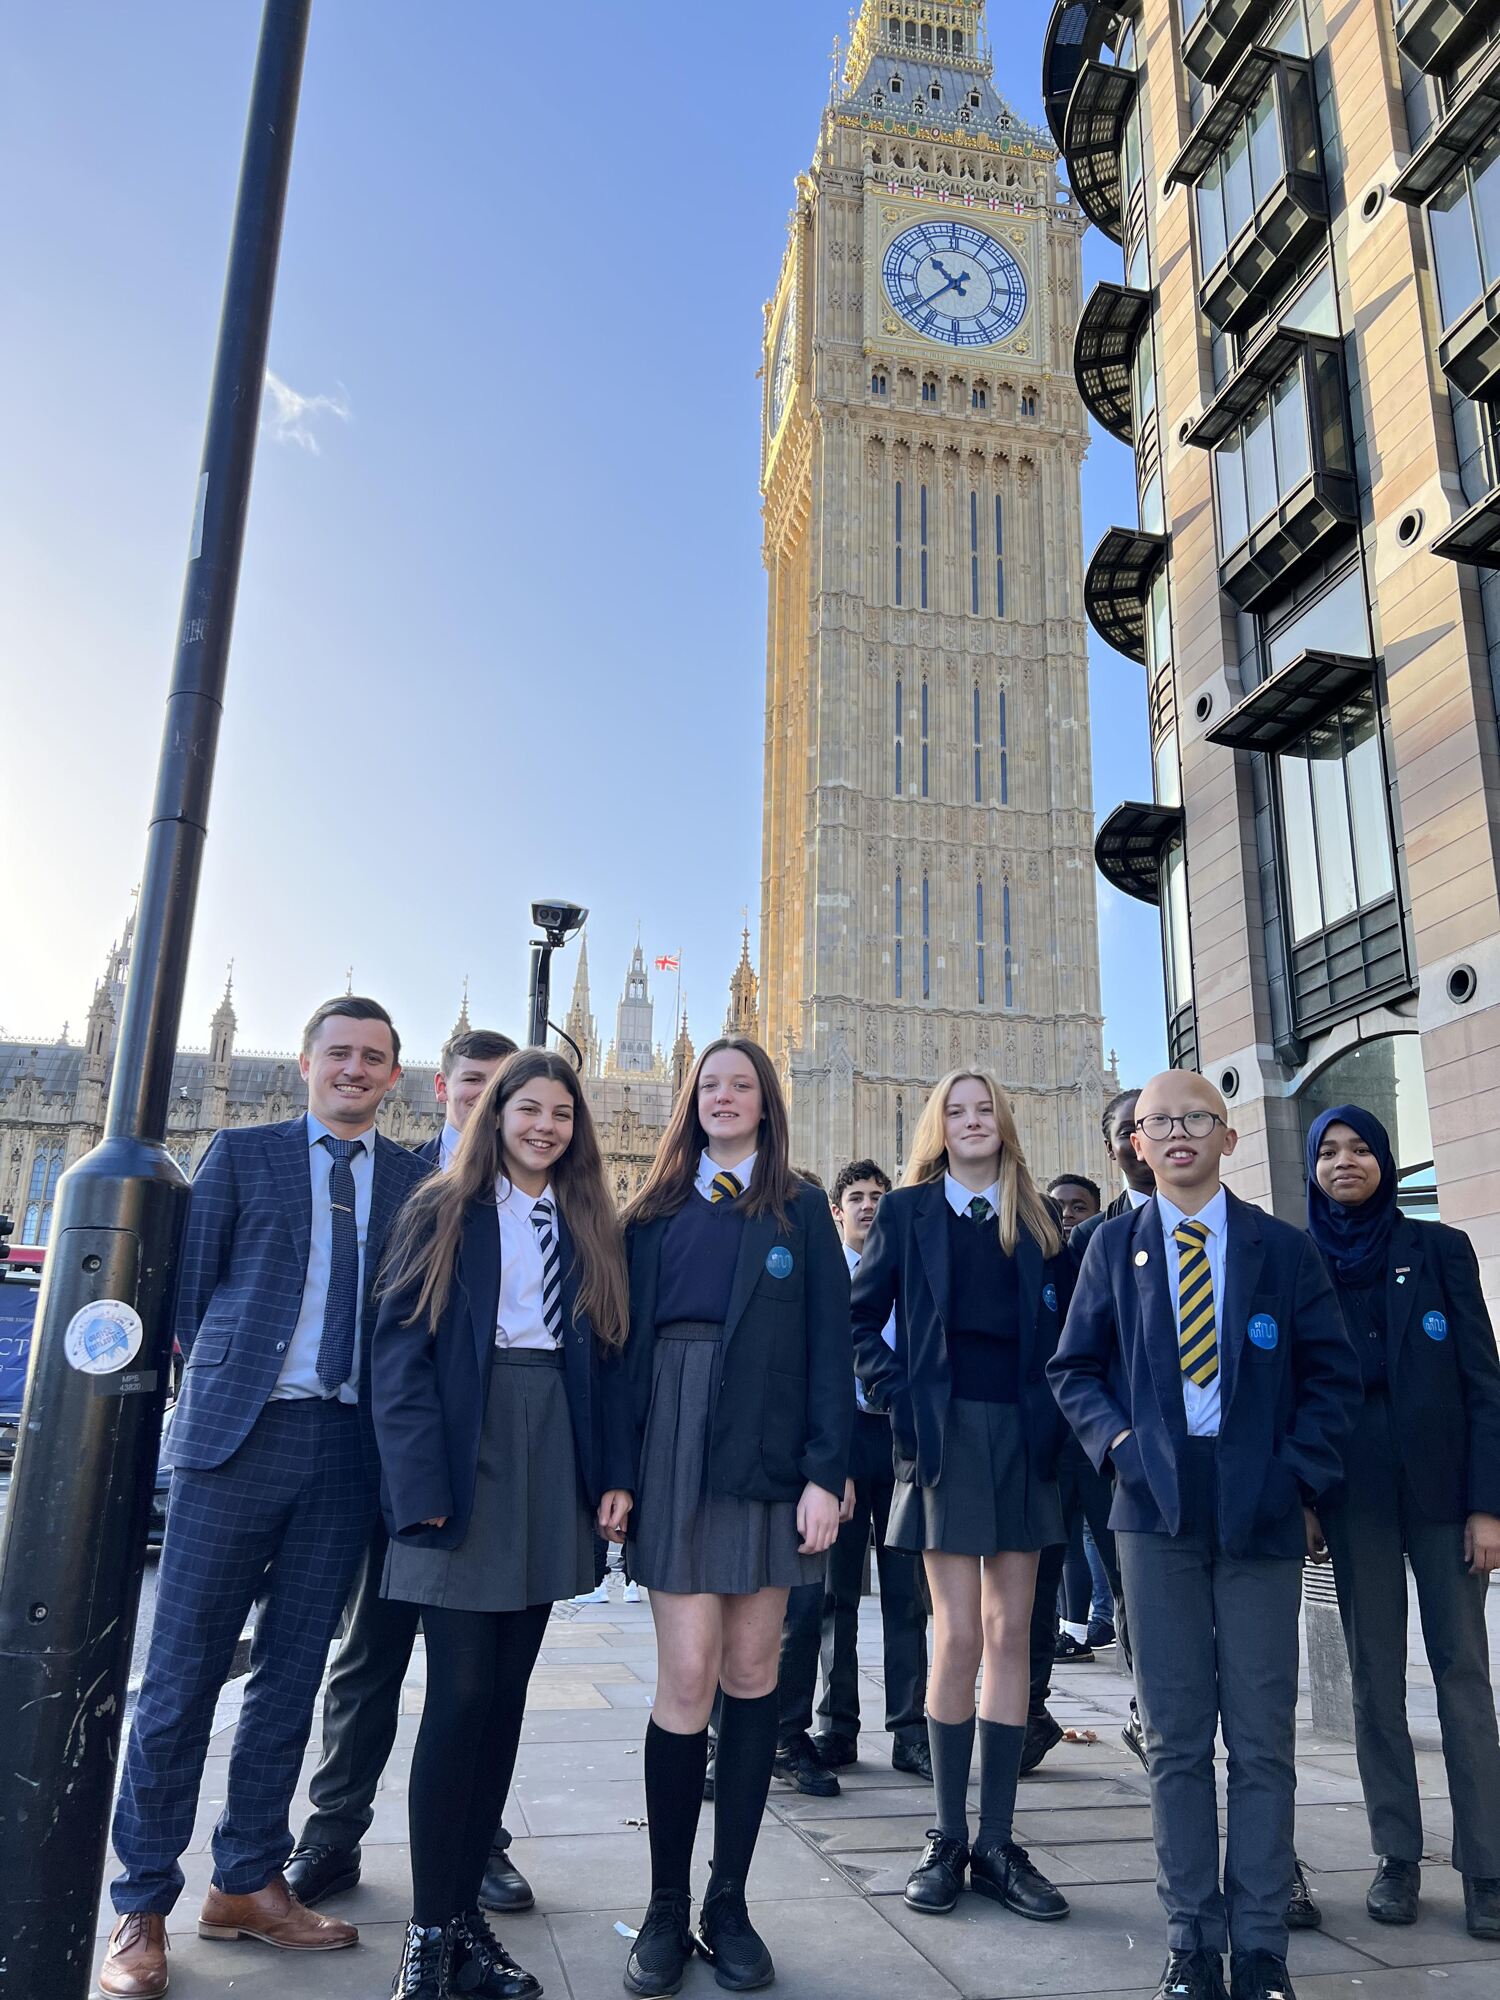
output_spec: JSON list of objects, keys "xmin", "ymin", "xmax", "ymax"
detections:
[
  {"xmin": 977, "ymin": 1719, "xmax": 1025, "ymax": 1850},
  {"xmin": 929, "ymin": 1713, "xmax": 976, "ymax": 1843},
  {"xmin": 645, "ymin": 1719, "xmax": 709, "ymax": 1895},
  {"xmin": 709, "ymin": 1689, "xmax": 779, "ymax": 1893}
]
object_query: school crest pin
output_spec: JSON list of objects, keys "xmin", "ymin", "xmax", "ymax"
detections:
[
  {"xmin": 1134, "ymin": 1250, "xmax": 1149, "ymax": 1267},
  {"xmin": 1043, "ymin": 1283, "xmax": 1058, "ymax": 1312},
  {"xmin": 1423, "ymin": 1310, "xmax": 1448, "ymax": 1342},
  {"xmin": 1248, "ymin": 1313, "xmax": 1279, "ymax": 1351},
  {"xmin": 765, "ymin": 1246, "xmax": 794, "ymax": 1280}
]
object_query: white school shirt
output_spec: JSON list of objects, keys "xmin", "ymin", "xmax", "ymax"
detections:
[
  {"xmin": 272, "ymin": 1114, "xmax": 374, "ymax": 1404},
  {"xmin": 439, "ymin": 1120, "xmax": 462, "ymax": 1171},
  {"xmin": 1154, "ymin": 1186, "xmax": 1228, "ymax": 1438},
  {"xmin": 845, "ymin": 1239, "xmax": 897, "ymax": 1412},
  {"xmin": 1126, "ymin": 1187, "xmax": 1151, "ymax": 1210},
  {"xmin": 495, "ymin": 1177, "xmax": 559, "ymax": 1351},
  {"xmin": 944, "ymin": 1172, "xmax": 1000, "ymax": 1220},
  {"xmin": 695, "ymin": 1149, "xmax": 757, "ymax": 1202}
]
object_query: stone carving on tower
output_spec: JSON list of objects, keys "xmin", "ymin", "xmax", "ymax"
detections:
[
  {"xmin": 758, "ymin": 0, "xmax": 1104, "ymax": 1186},
  {"xmin": 724, "ymin": 928, "xmax": 761, "ymax": 1041},
  {"xmin": 563, "ymin": 935, "xmax": 601, "ymax": 1078}
]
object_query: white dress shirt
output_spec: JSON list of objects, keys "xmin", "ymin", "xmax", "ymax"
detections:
[
  {"xmin": 944, "ymin": 1172, "xmax": 1000, "ymax": 1219},
  {"xmin": 1126, "ymin": 1186, "xmax": 1151, "ymax": 1210},
  {"xmin": 273, "ymin": 1113, "xmax": 375, "ymax": 1403},
  {"xmin": 695, "ymin": 1149, "xmax": 756, "ymax": 1203},
  {"xmin": 439, "ymin": 1120, "xmax": 462, "ymax": 1171},
  {"xmin": 1155, "ymin": 1186, "xmax": 1228, "ymax": 1438},
  {"xmin": 845, "ymin": 1239, "xmax": 897, "ymax": 1411},
  {"xmin": 495, "ymin": 1178, "xmax": 559, "ymax": 1350}
]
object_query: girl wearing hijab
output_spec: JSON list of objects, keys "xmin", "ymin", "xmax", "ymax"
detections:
[{"xmin": 1305, "ymin": 1104, "xmax": 1500, "ymax": 1943}]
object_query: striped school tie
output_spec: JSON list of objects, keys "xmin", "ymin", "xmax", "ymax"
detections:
[
  {"xmin": 1174, "ymin": 1219, "xmax": 1219, "ymax": 1387},
  {"xmin": 531, "ymin": 1196, "xmax": 562, "ymax": 1345},
  {"xmin": 710, "ymin": 1170, "xmax": 744, "ymax": 1204}
]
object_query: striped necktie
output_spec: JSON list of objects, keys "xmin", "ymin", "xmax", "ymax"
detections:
[
  {"xmin": 530, "ymin": 1196, "xmax": 562, "ymax": 1345},
  {"xmin": 1174, "ymin": 1219, "xmax": 1219, "ymax": 1387},
  {"xmin": 710, "ymin": 1169, "xmax": 744, "ymax": 1204}
]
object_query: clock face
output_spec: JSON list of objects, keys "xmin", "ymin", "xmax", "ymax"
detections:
[
  {"xmin": 770, "ymin": 285, "xmax": 798, "ymax": 436},
  {"xmin": 882, "ymin": 221, "xmax": 1028, "ymax": 347}
]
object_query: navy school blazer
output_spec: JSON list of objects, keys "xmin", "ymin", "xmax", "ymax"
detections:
[
  {"xmin": 1047, "ymin": 1189, "xmax": 1361, "ymax": 1558},
  {"xmin": 623, "ymin": 1180, "xmax": 854, "ymax": 1503},
  {"xmin": 371, "ymin": 1194, "xmax": 635, "ymax": 1549},
  {"xmin": 1326, "ymin": 1214, "xmax": 1500, "ymax": 1523},
  {"xmin": 167, "ymin": 1117, "xmax": 430, "ymax": 1475},
  {"xmin": 851, "ymin": 1179, "xmax": 1074, "ymax": 1489}
]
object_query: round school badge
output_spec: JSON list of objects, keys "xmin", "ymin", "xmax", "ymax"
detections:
[
  {"xmin": 1248, "ymin": 1313, "xmax": 1279, "ymax": 1351},
  {"xmin": 63, "ymin": 1300, "xmax": 145, "ymax": 1376},
  {"xmin": 1423, "ymin": 1310, "xmax": 1449, "ymax": 1342},
  {"xmin": 1134, "ymin": 1250, "xmax": 1149, "ymax": 1267},
  {"xmin": 1043, "ymin": 1283, "xmax": 1058, "ymax": 1312},
  {"xmin": 765, "ymin": 1246, "xmax": 794, "ymax": 1280}
]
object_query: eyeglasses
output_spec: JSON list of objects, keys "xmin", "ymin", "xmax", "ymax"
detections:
[{"xmin": 1137, "ymin": 1111, "xmax": 1227, "ymax": 1141}]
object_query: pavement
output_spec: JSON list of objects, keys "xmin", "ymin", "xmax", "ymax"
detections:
[{"xmin": 92, "ymin": 1583, "xmax": 1500, "ymax": 2000}]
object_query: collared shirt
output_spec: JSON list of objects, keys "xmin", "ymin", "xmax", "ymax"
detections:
[
  {"xmin": 1126, "ymin": 1187, "xmax": 1151, "ymax": 1210},
  {"xmin": 845, "ymin": 1239, "xmax": 897, "ymax": 1411},
  {"xmin": 495, "ymin": 1177, "xmax": 558, "ymax": 1350},
  {"xmin": 1155, "ymin": 1186, "xmax": 1228, "ymax": 1438},
  {"xmin": 695, "ymin": 1149, "xmax": 757, "ymax": 1203},
  {"xmin": 439, "ymin": 1120, "xmax": 462, "ymax": 1171},
  {"xmin": 273, "ymin": 1113, "xmax": 375, "ymax": 1404},
  {"xmin": 944, "ymin": 1172, "xmax": 999, "ymax": 1220}
]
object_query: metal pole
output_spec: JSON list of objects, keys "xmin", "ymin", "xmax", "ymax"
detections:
[
  {"xmin": 0, "ymin": 6, "xmax": 312, "ymax": 1991},
  {"xmin": 527, "ymin": 941, "xmax": 554, "ymax": 1049}
]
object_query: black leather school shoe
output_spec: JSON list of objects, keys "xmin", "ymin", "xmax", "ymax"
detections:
[
  {"xmin": 1285, "ymin": 1858, "xmax": 1320, "ymax": 1930},
  {"xmin": 903, "ymin": 1830, "xmax": 969, "ymax": 1913},
  {"xmin": 969, "ymin": 1840, "xmax": 1071, "ymax": 1920},
  {"xmin": 448, "ymin": 1908, "xmax": 542, "ymax": 1998},
  {"xmin": 1153, "ymin": 1949, "xmax": 1227, "ymax": 2000},
  {"xmin": 1366, "ymin": 1856, "xmax": 1420, "ymax": 1925},
  {"xmin": 284, "ymin": 1840, "xmax": 361, "ymax": 1906},
  {"xmin": 391, "ymin": 1920, "xmax": 446, "ymax": 1999},
  {"xmin": 1228, "ymin": 1949, "xmax": 1296, "ymax": 2000}
]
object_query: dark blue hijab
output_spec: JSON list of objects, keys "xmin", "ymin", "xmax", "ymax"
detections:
[{"xmin": 1305, "ymin": 1103, "xmax": 1399, "ymax": 1286}]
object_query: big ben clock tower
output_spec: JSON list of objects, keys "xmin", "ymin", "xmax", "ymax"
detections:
[{"xmin": 759, "ymin": 0, "xmax": 1107, "ymax": 1187}]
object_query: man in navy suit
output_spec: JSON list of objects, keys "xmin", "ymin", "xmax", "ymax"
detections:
[
  {"xmin": 101, "ymin": 999, "xmax": 429, "ymax": 2000},
  {"xmin": 286, "ymin": 1028, "xmax": 521, "ymax": 1914},
  {"xmin": 1048, "ymin": 1072, "xmax": 1359, "ymax": 2000}
]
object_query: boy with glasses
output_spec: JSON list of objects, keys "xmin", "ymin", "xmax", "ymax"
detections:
[{"xmin": 1049, "ymin": 1072, "xmax": 1359, "ymax": 2000}]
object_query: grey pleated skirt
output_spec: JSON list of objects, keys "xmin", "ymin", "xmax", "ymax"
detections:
[
  {"xmin": 886, "ymin": 1397, "xmax": 1064, "ymax": 1557},
  {"xmin": 382, "ymin": 1347, "xmax": 594, "ymax": 1614},
  {"xmin": 628, "ymin": 1320, "xmax": 824, "ymax": 1596}
]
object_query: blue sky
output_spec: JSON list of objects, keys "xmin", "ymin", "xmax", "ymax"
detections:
[{"xmin": 3, "ymin": 2, "xmax": 1163, "ymax": 1088}]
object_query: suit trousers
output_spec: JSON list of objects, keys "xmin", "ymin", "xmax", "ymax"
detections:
[
  {"xmin": 1119, "ymin": 1441, "xmax": 1302, "ymax": 1958},
  {"xmin": 1029, "ymin": 1437, "xmax": 1130, "ymax": 1714},
  {"xmin": 1322, "ymin": 1388, "xmax": 1500, "ymax": 1876},
  {"xmin": 112, "ymin": 1400, "xmax": 373, "ymax": 1914},
  {"xmin": 777, "ymin": 1426, "xmax": 928, "ymax": 1749},
  {"xmin": 298, "ymin": 1515, "xmax": 512, "ymax": 1856}
]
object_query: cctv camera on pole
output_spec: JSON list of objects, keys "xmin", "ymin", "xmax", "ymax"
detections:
[{"xmin": 526, "ymin": 899, "xmax": 588, "ymax": 1053}]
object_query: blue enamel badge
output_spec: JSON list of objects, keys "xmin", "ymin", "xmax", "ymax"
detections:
[
  {"xmin": 766, "ymin": 1246, "xmax": 794, "ymax": 1280},
  {"xmin": 1423, "ymin": 1310, "xmax": 1449, "ymax": 1342},
  {"xmin": 1248, "ymin": 1313, "xmax": 1279, "ymax": 1351},
  {"xmin": 1043, "ymin": 1283, "xmax": 1058, "ymax": 1313}
]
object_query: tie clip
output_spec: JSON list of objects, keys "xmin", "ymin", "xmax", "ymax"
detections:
[{"xmin": 331, "ymin": 1202, "xmax": 354, "ymax": 1214}]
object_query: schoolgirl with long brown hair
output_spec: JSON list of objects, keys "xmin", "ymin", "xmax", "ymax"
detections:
[
  {"xmin": 852, "ymin": 1070, "xmax": 1073, "ymax": 1928},
  {"xmin": 372, "ymin": 1051, "xmax": 633, "ymax": 2000},
  {"xmin": 620, "ymin": 1036, "xmax": 852, "ymax": 1996}
]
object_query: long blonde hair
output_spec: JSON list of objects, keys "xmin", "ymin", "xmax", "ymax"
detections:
[
  {"xmin": 904, "ymin": 1068, "xmax": 1062, "ymax": 1259},
  {"xmin": 624, "ymin": 1037, "xmax": 800, "ymax": 1230},
  {"xmin": 385, "ymin": 1051, "xmax": 629, "ymax": 1347}
]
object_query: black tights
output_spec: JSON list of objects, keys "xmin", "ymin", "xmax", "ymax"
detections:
[{"xmin": 409, "ymin": 1602, "xmax": 550, "ymax": 1927}]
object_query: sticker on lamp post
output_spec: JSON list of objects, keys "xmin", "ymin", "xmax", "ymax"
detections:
[{"xmin": 64, "ymin": 1301, "xmax": 145, "ymax": 1376}]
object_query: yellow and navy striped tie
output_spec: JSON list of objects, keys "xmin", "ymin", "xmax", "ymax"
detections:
[
  {"xmin": 710, "ymin": 1170, "xmax": 744, "ymax": 1205},
  {"xmin": 1174, "ymin": 1219, "xmax": 1219, "ymax": 1387}
]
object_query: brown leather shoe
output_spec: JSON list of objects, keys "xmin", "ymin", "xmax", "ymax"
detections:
[
  {"xmin": 198, "ymin": 1872, "xmax": 357, "ymax": 1951},
  {"xmin": 99, "ymin": 1912, "xmax": 170, "ymax": 1997}
]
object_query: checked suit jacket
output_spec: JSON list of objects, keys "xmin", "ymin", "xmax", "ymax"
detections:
[{"xmin": 165, "ymin": 1116, "xmax": 430, "ymax": 1475}]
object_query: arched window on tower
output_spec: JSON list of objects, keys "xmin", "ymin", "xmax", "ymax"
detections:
[
  {"xmin": 896, "ymin": 1093, "xmax": 905, "ymax": 1171},
  {"xmin": 954, "ymin": 31, "xmax": 966, "ymax": 57},
  {"xmin": 972, "ymin": 681, "xmax": 983, "ymax": 801},
  {"xmin": 1003, "ymin": 880, "xmax": 1015, "ymax": 1009},
  {"xmin": 995, "ymin": 495, "xmax": 1006, "ymax": 617},
  {"xmin": 895, "ymin": 675, "xmax": 904, "ymax": 795},
  {"xmin": 998, "ymin": 682, "xmax": 1009, "ymax": 804},
  {"xmin": 977, "ymin": 876, "xmax": 987, "ymax": 1003},
  {"xmin": 920, "ymin": 482, "xmax": 930, "ymax": 608},
  {"xmin": 895, "ymin": 872, "xmax": 904, "ymax": 998},
  {"xmin": 21, "ymin": 1144, "xmax": 64, "ymax": 1246},
  {"xmin": 969, "ymin": 489, "xmax": 980, "ymax": 614},
  {"xmin": 922, "ymin": 874, "xmax": 932, "ymax": 1000},
  {"xmin": 895, "ymin": 478, "xmax": 904, "ymax": 606},
  {"xmin": 920, "ymin": 678, "xmax": 930, "ymax": 797}
]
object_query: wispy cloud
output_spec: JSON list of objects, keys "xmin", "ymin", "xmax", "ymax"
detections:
[{"xmin": 262, "ymin": 369, "xmax": 352, "ymax": 454}]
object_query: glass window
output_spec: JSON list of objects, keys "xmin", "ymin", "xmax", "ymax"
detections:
[
  {"xmin": 1267, "ymin": 3, "xmax": 1310, "ymax": 57},
  {"xmin": 1198, "ymin": 161, "xmax": 1228, "ymax": 274},
  {"xmin": 1300, "ymin": 1034, "xmax": 1434, "ymax": 1214},
  {"xmin": 895, "ymin": 675, "xmax": 904, "ymax": 794},
  {"xmin": 1162, "ymin": 841, "xmax": 1194, "ymax": 1011},
  {"xmin": 1277, "ymin": 693, "xmax": 1395, "ymax": 941},
  {"xmin": 1282, "ymin": 261, "xmax": 1338, "ymax": 337},
  {"xmin": 1127, "ymin": 229, "xmax": 1150, "ymax": 292},
  {"xmin": 1217, "ymin": 437, "xmax": 1250, "ymax": 549},
  {"xmin": 1271, "ymin": 366, "xmax": 1312, "ymax": 493},
  {"xmin": 1313, "ymin": 348, "xmax": 1350, "ymax": 473},
  {"xmin": 1155, "ymin": 728, "xmax": 1182, "ymax": 809},
  {"xmin": 1145, "ymin": 568, "xmax": 1172, "ymax": 675},
  {"xmin": 1243, "ymin": 401, "xmax": 1280, "ymax": 525},
  {"xmin": 1432, "ymin": 172, "xmax": 1484, "ymax": 327},
  {"xmin": 922, "ymin": 875, "xmax": 931, "ymax": 999},
  {"xmin": 1123, "ymin": 95, "xmax": 1143, "ymax": 199},
  {"xmin": 976, "ymin": 878, "xmax": 986, "ymax": 1003},
  {"xmin": 1282, "ymin": 63, "xmax": 1319, "ymax": 179},
  {"xmin": 920, "ymin": 483, "xmax": 930, "ymax": 609},
  {"xmin": 894, "ymin": 477, "xmax": 904, "ymax": 606},
  {"xmin": 995, "ymin": 496, "xmax": 1005, "ymax": 617},
  {"xmin": 973, "ymin": 682, "xmax": 982, "ymax": 802},
  {"xmin": 1132, "ymin": 323, "xmax": 1157, "ymax": 429},
  {"xmin": 1475, "ymin": 129, "xmax": 1500, "ymax": 285},
  {"xmin": 1181, "ymin": 0, "xmax": 1208, "ymax": 31},
  {"xmin": 1003, "ymin": 882, "xmax": 1014, "ymax": 1008},
  {"xmin": 1223, "ymin": 121, "xmax": 1255, "ymax": 241},
  {"xmin": 1248, "ymin": 92, "xmax": 1281, "ymax": 209},
  {"xmin": 895, "ymin": 873, "xmax": 903, "ymax": 996},
  {"xmin": 998, "ymin": 683, "xmax": 1009, "ymax": 804},
  {"xmin": 970, "ymin": 490, "xmax": 980, "ymax": 615},
  {"xmin": 1141, "ymin": 469, "xmax": 1165, "ymax": 536},
  {"xmin": 1267, "ymin": 566, "xmax": 1371, "ymax": 672}
]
